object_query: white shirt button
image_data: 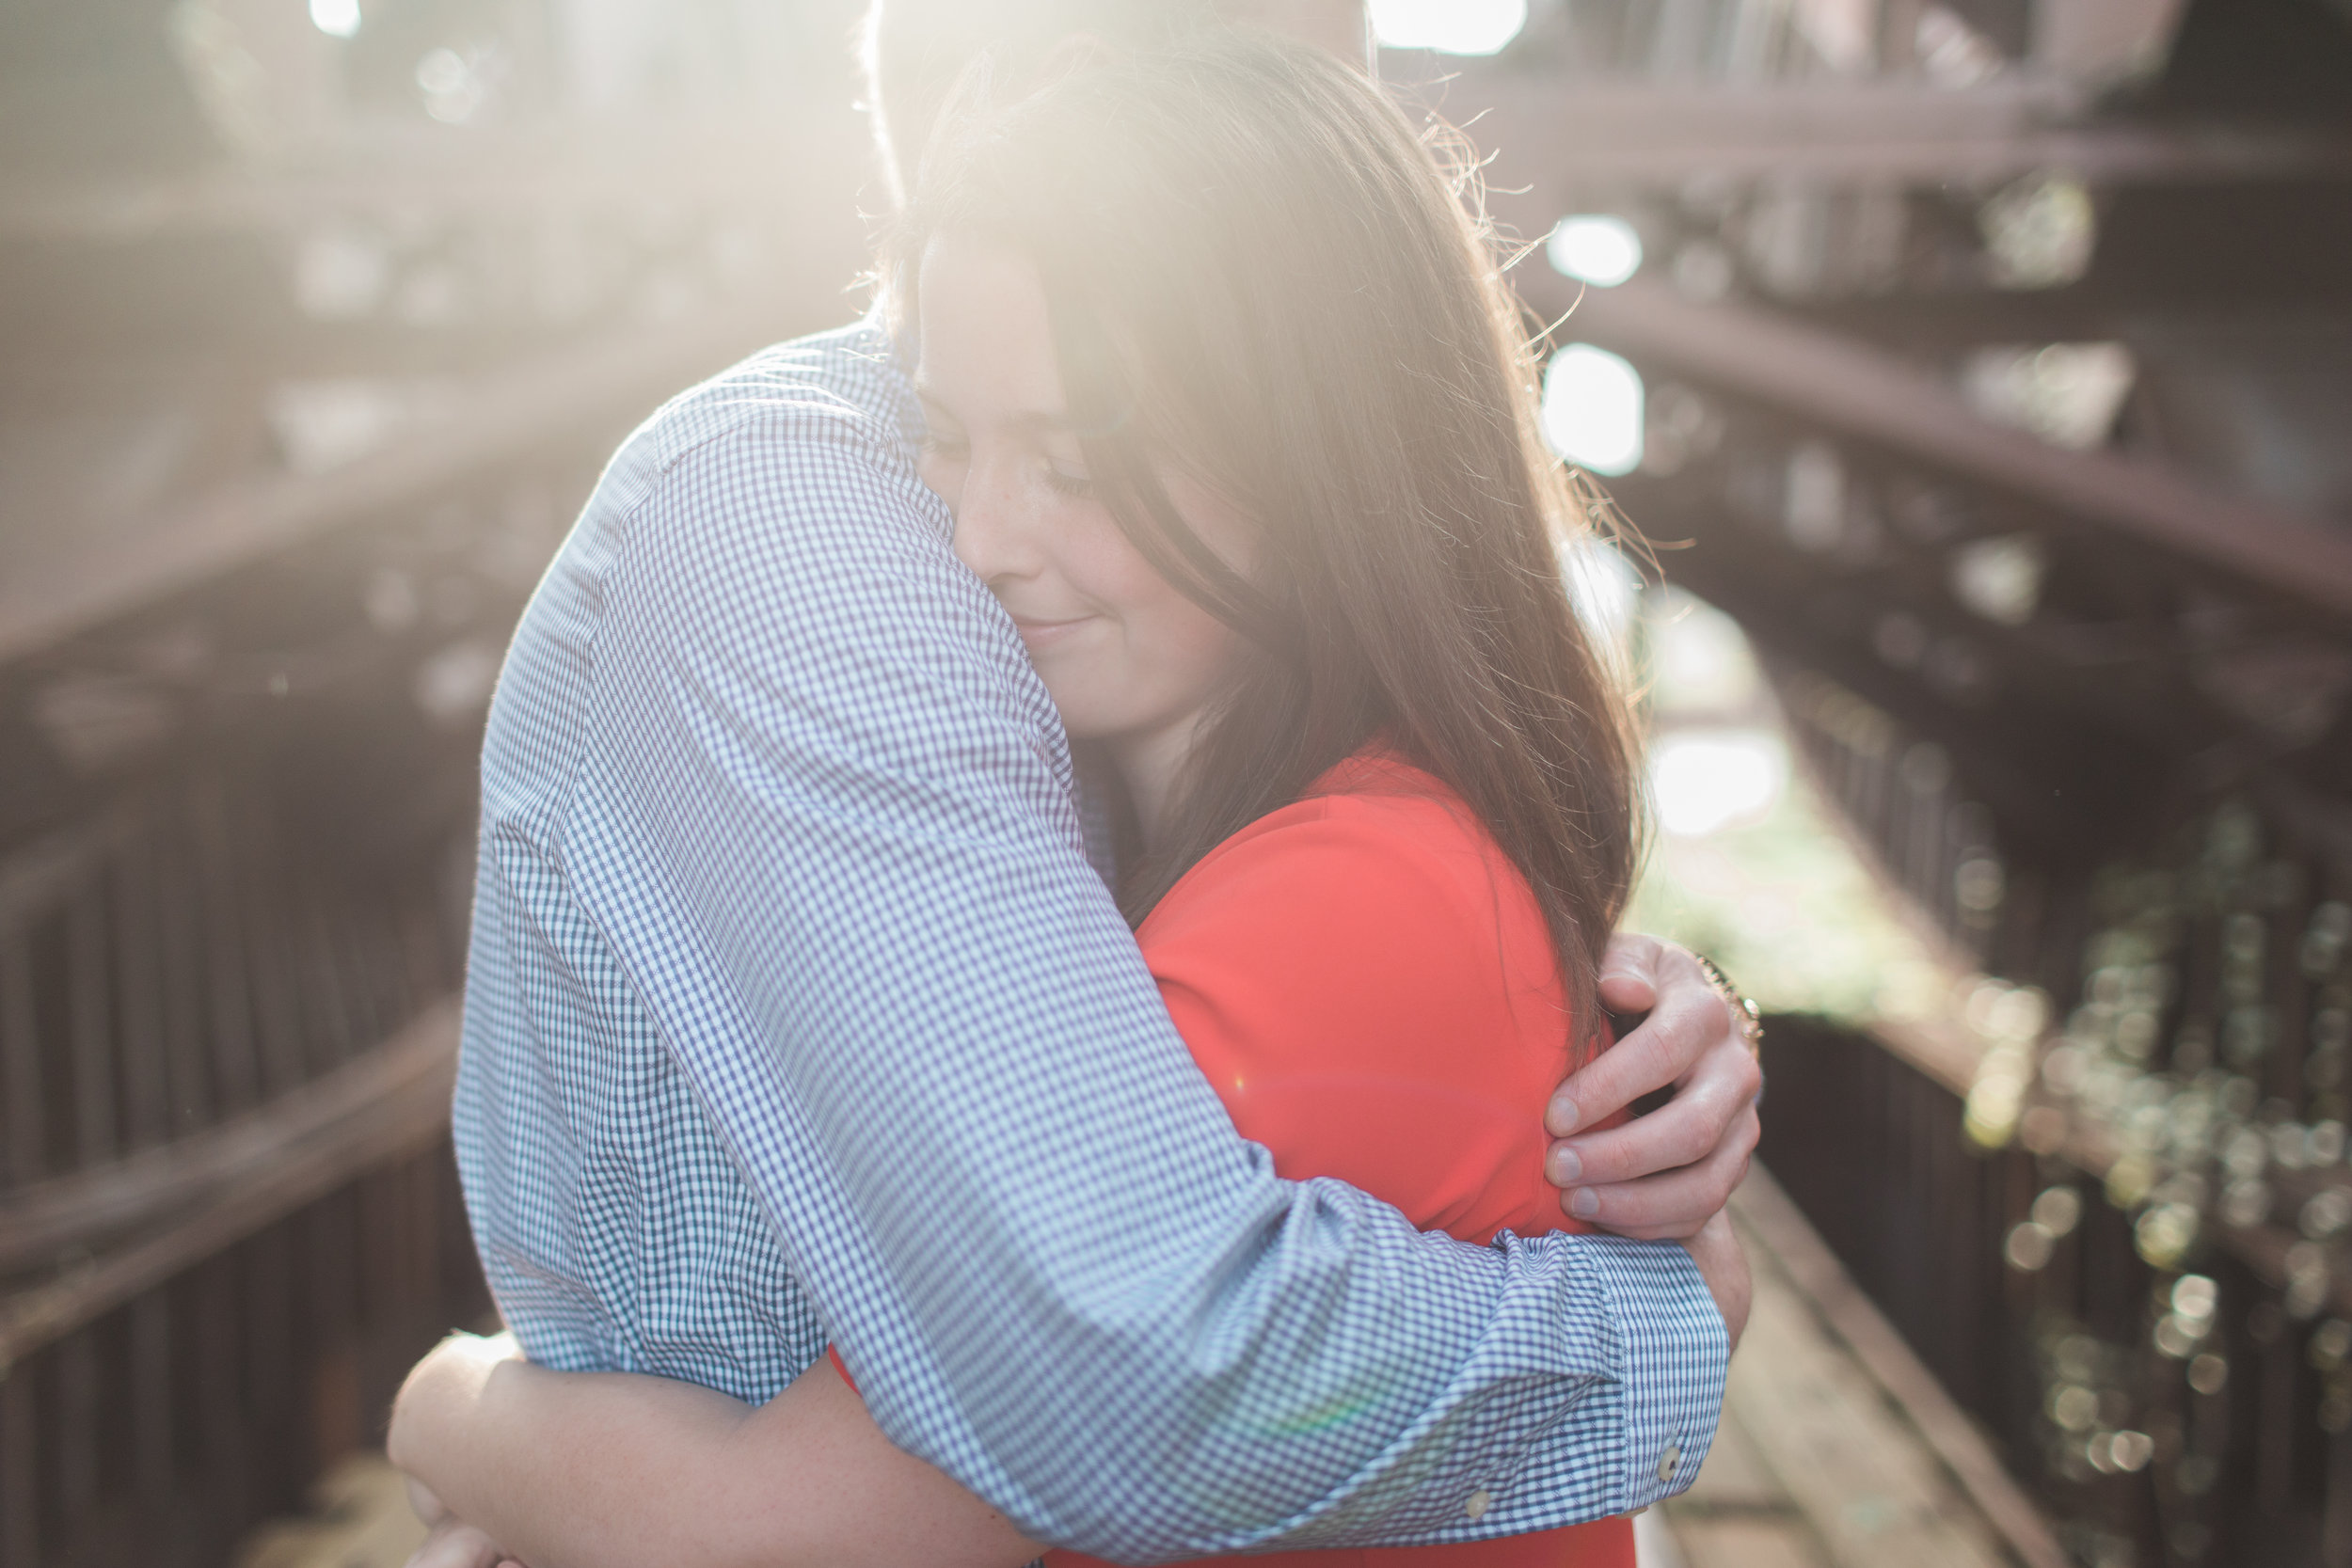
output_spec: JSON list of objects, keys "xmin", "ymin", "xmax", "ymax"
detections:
[
  {"xmin": 1657, "ymin": 1444, "xmax": 1682, "ymax": 1483},
  {"xmin": 1464, "ymin": 1489, "xmax": 1492, "ymax": 1520}
]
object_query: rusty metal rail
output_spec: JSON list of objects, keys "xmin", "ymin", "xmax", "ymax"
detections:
[
  {"xmin": 0, "ymin": 998, "xmax": 459, "ymax": 1366},
  {"xmin": 0, "ymin": 281, "xmax": 835, "ymax": 667},
  {"xmin": 1455, "ymin": 73, "xmax": 2352, "ymax": 189},
  {"xmin": 1518, "ymin": 274, "xmax": 2352, "ymax": 621},
  {"xmin": 0, "ymin": 758, "xmax": 486, "ymax": 1568}
]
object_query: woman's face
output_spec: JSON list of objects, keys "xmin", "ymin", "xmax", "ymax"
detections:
[{"xmin": 914, "ymin": 231, "xmax": 1248, "ymax": 751}]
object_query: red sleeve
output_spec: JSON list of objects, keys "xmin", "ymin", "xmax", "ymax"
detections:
[{"xmin": 1136, "ymin": 794, "xmax": 1565, "ymax": 1242}]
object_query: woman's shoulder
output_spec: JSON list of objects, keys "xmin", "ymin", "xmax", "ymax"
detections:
[
  {"xmin": 1139, "ymin": 749, "xmax": 1537, "ymax": 973},
  {"xmin": 1138, "ymin": 749, "xmax": 1571, "ymax": 1227},
  {"xmin": 1245, "ymin": 745, "xmax": 1497, "ymax": 861}
]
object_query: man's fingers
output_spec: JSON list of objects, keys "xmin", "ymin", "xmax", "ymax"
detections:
[
  {"xmin": 1596, "ymin": 932, "xmax": 1663, "ymax": 1014},
  {"xmin": 1549, "ymin": 1078, "xmax": 1734, "ymax": 1190},
  {"xmin": 1548, "ymin": 969, "xmax": 1729, "ymax": 1136},
  {"xmin": 1552, "ymin": 1043, "xmax": 1761, "ymax": 1184},
  {"xmin": 1548, "ymin": 934, "xmax": 1768, "ymax": 1236},
  {"xmin": 1558, "ymin": 1114, "xmax": 1758, "ymax": 1240},
  {"xmin": 1545, "ymin": 1011, "xmax": 1691, "ymax": 1137}
]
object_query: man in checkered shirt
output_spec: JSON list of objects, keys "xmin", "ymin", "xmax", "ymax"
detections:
[{"xmin": 439, "ymin": 1, "xmax": 1759, "ymax": 1560}]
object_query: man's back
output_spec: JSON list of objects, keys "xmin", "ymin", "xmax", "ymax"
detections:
[{"xmin": 456, "ymin": 319, "xmax": 1028, "ymax": 1400}]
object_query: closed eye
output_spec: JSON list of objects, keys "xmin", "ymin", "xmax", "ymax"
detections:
[{"xmin": 913, "ymin": 388, "xmax": 967, "ymax": 460}]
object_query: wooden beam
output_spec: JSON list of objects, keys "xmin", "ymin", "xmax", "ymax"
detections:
[
  {"xmin": 0, "ymin": 811, "xmax": 133, "ymax": 942},
  {"xmin": 0, "ymin": 282, "xmax": 838, "ymax": 665},
  {"xmin": 0, "ymin": 997, "xmax": 459, "ymax": 1369},
  {"xmin": 1729, "ymin": 1164, "xmax": 2070, "ymax": 1568},
  {"xmin": 1522, "ymin": 273, "xmax": 2352, "ymax": 618},
  {"xmin": 1823, "ymin": 1010, "xmax": 2352, "ymax": 1324},
  {"xmin": 1614, "ymin": 506, "xmax": 2159, "ymax": 857},
  {"xmin": 0, "ymin": 117, "xmax": 852, "ymax": 245},
  {"xmin": 0, "ymin": 996, "xmax": 459, "ymax": 1273},
  {"xmin": 2020, "ymin": 1068, "xmax": 2352, "ymax": 1321},
  {"xmin": 1449, "ymin": 72, "xmax": 2352, "ymax": 190}
]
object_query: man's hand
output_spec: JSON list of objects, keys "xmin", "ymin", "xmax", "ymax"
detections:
[{"xmin": 1544, "ymin": 936, "xmax": 1762, "ymax": 1240}]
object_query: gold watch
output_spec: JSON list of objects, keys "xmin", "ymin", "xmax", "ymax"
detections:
[{"xmin": 1694, "ymin": 954, "xmax": 1763, "ymax": 1056}]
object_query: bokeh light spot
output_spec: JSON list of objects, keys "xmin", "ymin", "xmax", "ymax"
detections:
[
  {"xmin": 1547, "ymin": 215, "xmax": 1643, "ymax": 287},
  {"xmin": 1371, "ymin": 0, "xmax": 1529, "ymax": 55},
  {"xmin": 1650, "ymin": 731, "xmax": 1788, "ymax": 838},
  {"xmin": 309, "ymin": 0, "xmax": 361, "ymax": 39},
  {"xmin": 1541, "ymin": 344, "xmax": 1644, "ymax": 477}
]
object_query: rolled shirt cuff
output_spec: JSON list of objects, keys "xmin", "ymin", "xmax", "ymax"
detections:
[{"xmin": 1581, "ymin": 1233, "xmax": 1729, "ymax": 1513}]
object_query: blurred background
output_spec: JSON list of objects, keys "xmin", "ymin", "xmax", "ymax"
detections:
[{"xmin": 1, "ymin": 2, "xmax": 2348, "ymax": 1565}]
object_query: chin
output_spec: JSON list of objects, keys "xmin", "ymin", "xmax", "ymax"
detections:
[
  {"xmin": 1053, "ymin": 710, "xmax": 1120, "ymax": 742},
  {"xmin": 1049, "ymin": 694, "xmax": 1152, "ymax": 746}
]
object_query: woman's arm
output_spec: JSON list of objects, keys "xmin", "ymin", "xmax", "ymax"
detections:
[{"xmin": 389, "ymin": 1334, "xmax": 1041, "ymax": 1568}]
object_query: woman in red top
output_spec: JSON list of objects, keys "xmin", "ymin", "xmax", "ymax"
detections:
[
  {"xmin": 389, "ymin": 31, "xmax": 1734, "ymax": 1568},
  {"xmin": 1053, "ymin": 749, "xmax": 1636, "ymax": 1568}
]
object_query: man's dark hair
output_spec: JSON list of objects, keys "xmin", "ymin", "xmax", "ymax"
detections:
[{"xmin": 861, "ymin": 0, "xmax": 1216, "ymax": 205}]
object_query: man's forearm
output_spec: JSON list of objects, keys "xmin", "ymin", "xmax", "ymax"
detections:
[{"xmin": 1224, "ymin": 1227, "xmax": 1728, "ymax": 1550}]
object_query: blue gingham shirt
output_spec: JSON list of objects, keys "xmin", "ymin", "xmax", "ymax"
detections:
[{"xmin": 453, "ymin": 317, "xmax": 1725, "ymax": 1560}]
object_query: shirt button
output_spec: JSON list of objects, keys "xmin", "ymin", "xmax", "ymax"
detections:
[
  {"xmin": 1464, "ymin": 1489, "xmax": 1492, "ymax": 1520},
  {"xmin": 1657, "ymin": 1445, "xmax": 1682, "ymax": 1483}
]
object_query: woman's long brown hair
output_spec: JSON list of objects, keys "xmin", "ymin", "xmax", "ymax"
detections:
[{"xmin": 892, "ymin": 33, "xmax": 1646, "ymax": 1045}]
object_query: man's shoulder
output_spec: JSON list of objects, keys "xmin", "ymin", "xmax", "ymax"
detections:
[
  {"xmin": 559, "ymin": 312, "xmax": 945, "ymax": 597},
  {"xmin": 532, "ymin": 309, "xmax": 990, "ymax": 700},
  {"xmin": 628, "ymin": 315, "xmax": 914, "ymax": 473}
]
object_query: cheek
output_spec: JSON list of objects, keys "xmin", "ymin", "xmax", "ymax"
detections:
[
  {"xmin": 1145, "ymin": 594, "xmax": 1239, "ymax": 678},
  {"xmin": 1058, "ymin": 525, "xmax": 1168, "ymax": 615},
  {"xmin": 1113, "ymin": 583, "xmax": 1241, "ymax": 723},
  {"xmin": 1052, "ymin": 510, "xmax": 1244, "ymax": 698},
  {"xmin": 919, "ymin": 451, "xmax": 962, "ymax": 516}
]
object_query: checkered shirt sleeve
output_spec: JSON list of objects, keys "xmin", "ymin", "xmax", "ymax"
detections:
[{"xmin": 452, "ymin": 319, "xmax": 1727, "ymax": 1561}]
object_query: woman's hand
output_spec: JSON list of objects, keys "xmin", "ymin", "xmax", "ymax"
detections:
[
  {"xmin": 389, "ymin": 1331, "xmax": 524, "ymax": 1488},
  {"xmin": 405, "ymin": 1478, "xmax": 522, "ymax": 1568},
  {"xmin": 1543, "ymin": 936, "xmax": 1763, "ymax": 1240},
  {"xmin": 390, "ymin": 1330, "xmax": 530, "ymax": 1568}
]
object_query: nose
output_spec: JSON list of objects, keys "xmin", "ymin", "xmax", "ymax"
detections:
[{"xmin": 944, "ymin": 447, "xmax": 1042, "ymax": 586}]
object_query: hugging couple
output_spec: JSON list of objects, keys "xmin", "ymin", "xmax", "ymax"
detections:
[{"xmin": 388, "ymin": 3, "xmax": 1764, "ymax": 1565}]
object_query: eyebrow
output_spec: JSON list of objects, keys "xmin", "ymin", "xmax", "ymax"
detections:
[{"xmin": 913, "ymin": 381, "xmax": 1074, "ymax": 433}]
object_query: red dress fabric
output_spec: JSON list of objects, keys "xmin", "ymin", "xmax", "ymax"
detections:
[
  {"xmin": 838, "ymin": 749, "xmax": 1633, "ymax": 1568},
  {"xmin": 1050, "ymin": 750, "xmax": 1632, "ymax": 1568}
]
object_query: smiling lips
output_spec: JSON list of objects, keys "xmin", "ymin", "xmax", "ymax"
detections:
[{"xmin": 1009, "ymin": 612, "xmax": 1097, "ymax": 651}]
